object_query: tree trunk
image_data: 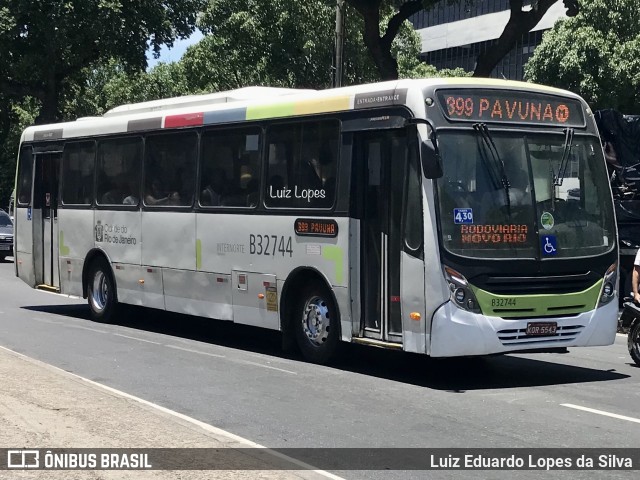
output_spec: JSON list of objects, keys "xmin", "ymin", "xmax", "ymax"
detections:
[
  {"xmin": 473, "ymin": 0, "xmax": 559, "ymax": 78},
  {"xmin": 357, "ymin": 3, "xmax": 399, "ymax": 80}
]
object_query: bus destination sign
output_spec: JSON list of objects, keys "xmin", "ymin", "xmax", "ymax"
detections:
[
  {"xmin": 294, "ymin": 218, "xmax": 338, "ymax": 238},
  {"xmin": 437, "ymin": 90, "xmax": 585, "ymax": 127}
]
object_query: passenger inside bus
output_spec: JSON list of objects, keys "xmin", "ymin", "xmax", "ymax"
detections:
[
  {"xmin": 145, "ymin": 178, "xmax": 179, "ymax": 206},
  {"xmin": 175, "ymin": 167, "xmax": 195, "ymax": 206},
  {"xmin": 201, "ymin": 169, "xmax": 227, "ymax": 206}
]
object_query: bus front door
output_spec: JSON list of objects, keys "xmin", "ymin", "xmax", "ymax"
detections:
[
  {"xmin": 33, "ymin": 152, "xmax": 62, "ymax": 289},
  {"xmin": 356, "ymin": 130, "xmax": 406, "ymax": 344}
]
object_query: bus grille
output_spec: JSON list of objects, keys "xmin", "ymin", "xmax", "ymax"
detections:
[
  {"xmin": 496, "ymin": 325, "xmax": 584, "ymax": 346},
  {"xmin": 474, "ymin": 273, "xmax": 597, "ymax": 295}
]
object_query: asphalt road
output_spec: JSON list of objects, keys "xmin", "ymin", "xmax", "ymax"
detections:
[{"xmin": 1, "ymin": 257, "xmax": 639, "ymax": 479}]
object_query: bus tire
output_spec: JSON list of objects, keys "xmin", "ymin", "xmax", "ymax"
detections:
[
  {"xmin": 628, "ymin": 319, "xmax": 640, "ymax": 367},
  {"xmin": 294, "ymin": 281, "xmax": 340, "ymax": 364},
  {"xmin": 87, "ymin": 258, "xmax": 118, "ymax": 323}
]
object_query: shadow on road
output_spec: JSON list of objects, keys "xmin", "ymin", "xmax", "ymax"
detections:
[{"xmin": 22, "ymin": 303, "xmax": 629, "ymax": 391}]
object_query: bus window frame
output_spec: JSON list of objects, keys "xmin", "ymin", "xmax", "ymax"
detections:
[
  {"xmin": 197, "ymin": 124, "xmax": 263, "ymax": 212},
  {"xmin": 262, "ymin": 117, "xmax": 341, "ymax": 212},
  {"xmin": 142, "ymin": 129, "xmax": 200, "ymax": 210},
  {"xmin": 60, "ymin": 140, "xmax": 96, "ymax": 209},
  {"xmin": 95, "ymin": 134, "xmax": 143, "ymax": 211}
]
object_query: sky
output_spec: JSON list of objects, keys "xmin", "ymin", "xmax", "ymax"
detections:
[{"xmin": 146, "ymin": 30, "xmax": 204, "ymax": 69}]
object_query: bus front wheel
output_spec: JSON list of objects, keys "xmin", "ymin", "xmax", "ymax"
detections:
[
  {"xmin": 87, "ymin": 258, "xmax": 118, "ymax": 323},
  {"xmin": 294, "ymin": 281, "xmax": 340, "ymax": 364}
]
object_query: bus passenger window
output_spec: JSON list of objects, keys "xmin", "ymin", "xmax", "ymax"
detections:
[
  {"xmin": 143, "ymin": 131, "xmax": 197, "ymax": 208},
  {"xmin": 62, "ymin": 142, "xmax": 95, "ymax": 205},
  {"xmin": 265, "ymin": 120, "xmax": 339, "ymax": 209},
  {"xmin": 199, "ymin": 128, "xmax": 261, "ymax": 209},
  {"xmin": 96, "ymin": 137, "xmax": 142, "ymax": 206}
]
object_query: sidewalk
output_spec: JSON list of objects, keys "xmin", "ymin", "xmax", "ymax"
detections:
[{"xmin": 0, "ymin": 346, "xmax": 330, "ymax": 480}]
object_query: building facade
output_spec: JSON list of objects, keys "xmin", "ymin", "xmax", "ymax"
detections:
[{"xmin": 410, "ymin": 0, "xmax": 567, "ymax": 80}]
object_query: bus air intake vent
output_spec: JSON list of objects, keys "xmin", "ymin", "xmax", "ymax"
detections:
[
  {"xmin": 474, "ymin": 272, "xmax": 597, "ymax": 295},
  {"xmin": 497, "ymin": 325, "xmax": 584, "ymax": 346}
]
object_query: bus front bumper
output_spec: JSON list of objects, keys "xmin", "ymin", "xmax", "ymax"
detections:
[{"xmin": 429, "ymin": 300, "xmax": 618, "ymax": 357}]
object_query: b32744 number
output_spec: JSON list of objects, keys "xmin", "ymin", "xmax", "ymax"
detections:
[
  {"xmin": 249, "ymin": 234, "xmax": 293, "ymax": 257},
  {"xmin": 491, "ymin": 298, "xmax": 517, "ymax": 307}
]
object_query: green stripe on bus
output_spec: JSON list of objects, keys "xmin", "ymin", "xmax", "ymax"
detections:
[
  {"xmin": 59, "ymin": 231, "xmax": 70, "ymax": 256},
  {"xmin": 322, "ymin": 246, "xmax": 344, "ymax": 285},
  {"xmin": 245, "ymin": 102, "xmax": 296, "ymax": 120},
  {"xmin": 196, "ymin": 238, "xmax": 202, "ymax": 270},
  {"xmin": 471, "ymin": 279, "xmax": 603, "ymax": 318}
]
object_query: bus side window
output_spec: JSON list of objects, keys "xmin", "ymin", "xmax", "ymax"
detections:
[
  {"xmin": 62, "ymin": 142, "xmax": 95, "ymax": 206},
  {"xmin": 264, "ymin": 120, "xmax": 339, "ymax": 209},
  {"xmin": 199, "ymin": 128, "xmax": 261, "ymax": 209},
  {"xmin": 97, "ymin": 137, "xmax": 142, "ymax": 206},
  {"xmin": 143, "ymin": 131, "xmax": 197, "ymax": 208}
]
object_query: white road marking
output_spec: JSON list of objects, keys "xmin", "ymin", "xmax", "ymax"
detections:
[
  {"xmin": 31, "ymin": 317, "xmax": 110, "ymax": 334},
  {"xmin": 561, "ymin": 403, "xmax": 640, "ymax": 424},
  {"xmin": 240, "ymin": 360, "xmax": 298, "ymax": 375},
  {"xmin": 165, "ymin": 344, "xmax": 226, "ymax": 358},
  {"xmin": 66, "ymin": 324, "xmax": 110, "ymax": 334},
  {"xmin": 0, "ymin": 345, "xmax": 344, "ymax": 480},
  {"xmin": 113, "ymin": 333, "xmax": 161, "ymax": 345}
]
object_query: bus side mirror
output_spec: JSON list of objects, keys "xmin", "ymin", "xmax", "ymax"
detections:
[{"xmin": 421, "ymin": 137, "xmax": 442, "ymax": 179}]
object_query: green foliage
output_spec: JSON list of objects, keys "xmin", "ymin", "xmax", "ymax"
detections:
[
  {"xmin": 0, "ymin": 0, "xmax": 204, "ymax": 203},
  {"xmin": 183, "ymin": 0, "xmax": 458, "ymax": 91},
  {"xmin": 183, "ymin": 0, "xmax": 369, "ymax": 90},
  {"xmin": 524, "ymin": 0, "xmax": 640, "ymax": 112},
  {"xmin": 0, "ymin": 98, "xmax": 37, "ymax": 208},
  {"xmin": 66, "ymin": 61, "xmax": 192, "ymax": 118},
  {"xmin": 0, "ymin": 0, "xmax": 205, "ymax": 122}
]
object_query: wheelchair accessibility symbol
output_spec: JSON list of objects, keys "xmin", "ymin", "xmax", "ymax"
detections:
[{"xmin": 541, "ymin": 235, "xmax": 557, "ymax": 256}]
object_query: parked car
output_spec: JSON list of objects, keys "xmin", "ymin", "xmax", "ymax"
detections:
[{"xmin": 0, "ymin": 210, "xmax": 13, "ymax": 261}]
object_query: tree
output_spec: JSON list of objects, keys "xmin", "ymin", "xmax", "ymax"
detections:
[
  {"xmin": 473, "ymin": 0, "xmax": 579, "ymax": 77},
  {"xmin": 66, "ymin": 60, "xmax": 192, "ymax": 118},
  {"xmin": 524, "ymin": 0, "xmax": 640, "ymax": 112},
  {"xmin": 0, "ymin": 0, "xmax": 206, "ymax": 124},
  {"xmin": 347, "ymin": 0, "xmax": 434, "ymax": 80},
  {"xmin": 184, "ymin": 0, "xmax": 434, "ymax": 92},
  {"xmin": 346, "ymin": 0, "xmax": 579, "ymax": 80},
  {"xmin": 184, "ymin": 0, "xmax": 339, "ymax": 90}
]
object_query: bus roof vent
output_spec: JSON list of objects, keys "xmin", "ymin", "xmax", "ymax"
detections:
[{"xmin": 103, "ymin": 86, "xmax": 315, "ymax": 117}]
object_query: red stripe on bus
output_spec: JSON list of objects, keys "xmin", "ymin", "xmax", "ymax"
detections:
[{"xmin": 164, "ymin": 112, "xmax": 204, "ymax": 128}]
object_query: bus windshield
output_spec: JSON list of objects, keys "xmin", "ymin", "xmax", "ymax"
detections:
[{"xmin": 436, "ymin": 131, "xmax": 616, "ymax": 259}]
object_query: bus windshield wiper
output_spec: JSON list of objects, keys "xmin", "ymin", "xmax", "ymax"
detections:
[
  {"xmin": 473, "ymin": 123, "xmax": 511, "ymax": 214},
  {"xmin": 553, "ymin": 127, "xmax": 575, "ymax": 186}
]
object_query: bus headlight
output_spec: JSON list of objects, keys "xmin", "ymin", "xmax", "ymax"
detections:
[
  {"xmin": 444, "ymin": 266, "xmax": 481, "ymax": 314},
  {"xmin": 598, "ymin": 263, "xmax": 617, "ymax": 307}
]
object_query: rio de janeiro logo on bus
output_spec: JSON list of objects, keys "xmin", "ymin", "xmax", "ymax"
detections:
[{"xmin": 95, "ymin": 220, "xmax": 104, "ymax": 242}]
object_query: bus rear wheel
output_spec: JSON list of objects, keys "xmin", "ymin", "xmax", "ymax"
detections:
[
  {"xmin": 87, "ymin": 258, "xmax": 118, "ymax": 323},
  {"xmin": 294, "ymin": 281, "xmax": 340, "ymax": 364}
]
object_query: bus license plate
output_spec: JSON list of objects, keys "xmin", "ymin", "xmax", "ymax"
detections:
[
  {"xmin": 526, "ymin": 322, "xmax": 557, "ymax": 336},
  {"xmin": 0, "ymin": 245, "xmax": 9, "ymax": 250}
]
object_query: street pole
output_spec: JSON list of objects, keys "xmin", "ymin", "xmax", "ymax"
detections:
[{"xmin": 334, "ymin": 0, "xmax": 345, "ymax": 88}]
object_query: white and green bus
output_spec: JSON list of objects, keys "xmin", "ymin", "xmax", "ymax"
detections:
[{"xmin": 14, "ymin": 79, "xmax": 618, "ymax": 363}]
